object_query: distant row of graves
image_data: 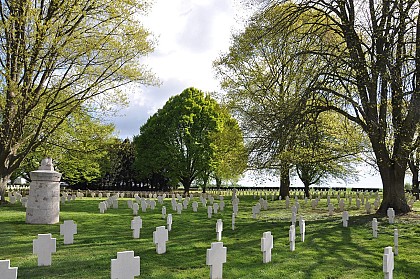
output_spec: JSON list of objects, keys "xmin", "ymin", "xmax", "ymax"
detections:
[{"xmin": 1, "ymin": 188, "xmax": 417, "ymax": 278}]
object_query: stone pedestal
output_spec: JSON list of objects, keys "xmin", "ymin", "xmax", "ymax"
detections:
[{"xmin": 26, "ymin": 158, "xmax": 62, "ymax": 224}]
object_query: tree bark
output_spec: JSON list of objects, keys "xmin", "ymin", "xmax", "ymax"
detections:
[
  {"xmin": 408, "ymin": 159, "xmax": 420, "ymax": 199},
  {"xmin": 0, "ymin": 174, "xmax": 11, "ymax": 204},
  {"xmin": 377, "ymin": 161, "xmax": 410, "ymax": 214},
  {"xmin": 279, "ymin": 164, "xmax": 290, "ymax": 198}
]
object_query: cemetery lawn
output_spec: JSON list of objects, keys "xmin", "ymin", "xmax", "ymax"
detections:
[{"xmin": 1, "ymin": 193, "xmax": 420, "ymax": 278}]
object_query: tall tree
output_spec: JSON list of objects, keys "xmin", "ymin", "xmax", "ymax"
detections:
[
  {"xmin": 214, "ymin": 4, "xmax": 331, "ymax": 198},
  {"xmin": 134, "ymin": 88, "xmax": 222, "ymax": 194},
  {"xmin": 0, "ymin": 0, "xmax": 156, "ymax": 200},
  {"xmin": 258, "ymin": 0, "xmax": 420, "ymax": 213}
]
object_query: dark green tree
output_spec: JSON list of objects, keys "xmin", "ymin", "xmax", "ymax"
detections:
[{"xmin": 134, "ymin": 88, "xmax": 222, "ymax": 194}]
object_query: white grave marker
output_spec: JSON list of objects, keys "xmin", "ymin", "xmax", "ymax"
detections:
[
  {"xmin": 111, "ymin": 251, "xmax": 140, "ymax": 279},
  {"xmin": 261, "ymin": 231, "xmax": 273, "ymax": 263},
  {"xmin": 192, "ymin": 201, "xmax": 198, "ymax": 212},
  {"xmin": 383, "ymin": 246, "xmax": 394, "ymax": 279},
  {"xmin": 153, "ymin": 226, "xmax": 169, "ymax": 254},
  {"xmin": 206, "ymin": 242, "xmax": 227, "ymax": 279},
  {"xmin": 342, "ymin": 211, "xmax": 349, "ymax": 227},
  {"xmin": 162, "ymin": 206, "xmax": 166, "ymax": 219},
  {"xmin": 132, "ymin": 203, "xmax": 139, "ymax": 216},
  {"xmin": 131, "ymin": 216, "xmax": 143, "ymax": 239},
  {"xmin": 394, "ymin": 229, "xmax": 398, "ymax": 256},
  {"xmin": 60, "ymin": 220, "xmax": 77, "ymax": 244},
  {"xmin": 231, "ymin": 213, "xmax": 235, "ymax": 230},
  {"xmin": 300, "ymin": 219, "xmax": 306, "ymax": 242},
  {"xmin": 289, "ymin": 225, "xmax": 296, "ymax": 251},
  {"xmin": 0, "ymin": 260, "xmax": 18, "ymax": 279},
  {"xmin": 387, "ymin": 208, "xmax": 395, "ymax": 224},
  {"xmin": 99, "ymin": 202, "xmax": 106, "ymax": 214},
  {"xmin": 372, "ymin": 218, "xmax": 378, "ymax": 238},
  {"xmin": 33, "ymin": 233, "xmax": 56, "ymax": 266},
  {"xmin": 208, "ymin": 206, "xmax": 213, "ymax": 219},
  {"xmin": 167, "ymin": 214, "xmax": 173, "ymax": 231},
  {"xmin": 216, "ymin": 219, "xmax": 223, "ymax": 241}
]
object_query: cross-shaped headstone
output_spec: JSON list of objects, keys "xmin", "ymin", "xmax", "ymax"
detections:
[
  {"xmin": 383, "ymin": 246, "xmax": 394, "ymax": 279},
  {"xmin": 131, "ymin": 216, "xmax": 143, "ymax": 239},
  {"xmin": 261, "ymin": 231, "xmax": 273, "ymax": 263},
  {"xmin": 0, "ymin": 260, "xmax": 18, "ymax": 279},
  {"xmin": 167, "ymin": 214, "xmax": 173, "ymax": 231},
  {"xmin": 141, "ymin": 200, "xmax": 147, "ymax": 212},
  {"xmin": 33, "ymin": 234, "xmax": 56, "ymax": 266},
  {"xmin": 182, "ymin": 198, "xmax": 189, "ymax": 209},
  {"xmin": 153, "ymin": 226, "xmax": 168, "ymax": 254},
  {"xmin": 192, "ymin": 201, "xmax": 198, "ymax": 212},
  {"xmin": 60, "ymin": 220, "xmax": 77, "ymax": 244},
  {"xmin": 213, "ymin": 203, "xmax": 219, "ymax": 214},
  {"xmin": 206, "ymin": 242, "xmax": 227, "ymax": 279},
  {"xmin": 111, "ymin": 251, "xmax": 140, "ymax": 279},
  {"xmin": 216, "ymin": 219, "xmax": 223, "ymax": 241},
  {"xmin": 372, "ymin": 218, "xmax": 378, "ymax": 238},
  {"xmin": 132, "ymin": 203, "xmax": 139, "ymax": 216}
]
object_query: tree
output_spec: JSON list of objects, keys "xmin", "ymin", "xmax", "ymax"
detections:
[
  {"xmin": 289, "ymin": 112, "xmax": 362, "ymax": 197},
  {"xmin": 134, "ymin": 87, "xmax": 222, "ymax": 194},
  {"xmin": 258, "ymin": 0, "xmax": 420, "ymax": 213},
  {"xmin": 0, "ymin": 0, "xmax": 156, "ymax": 200},
  {"xmin": 13, "ymin": 107, "xmax": 117, "ymax": 188},
  {"xmin": 209, "ymin": 106, "xmax": 247, "ymax": 190},
  {"xmin": 214, "ymin": 4, "xmax": 331, "ymax": 198}
]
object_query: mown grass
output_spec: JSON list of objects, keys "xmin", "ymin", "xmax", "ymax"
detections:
[{"xmin": 0, "ymin": 191, "xmax": 419, "ymax": 278}]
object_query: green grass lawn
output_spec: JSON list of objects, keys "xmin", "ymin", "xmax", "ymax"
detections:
[{"xmin": 1, "ymin": 191, "xmax": 419, "ymax": 278}]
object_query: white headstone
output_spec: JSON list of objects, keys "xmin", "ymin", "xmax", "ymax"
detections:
[
  {"xmin": 162, "ymin": 206, "xmax": 167, "ymax": 219},
  {"xmin": 394, "ymin": 229, "xmax": 398, "ymax": 256},
  {"xmin": 132, "ymin": 203, "xmax": 139, "ymax": 216},
  {"xmin": 127, "ymin": 200, "xmax": 133, "ymax": 209},
  {"xmin": 328, "ymin": 203, "xmax": 334, "ymax": 216},
  {"xmin": 192, "ymin": 201, "xmax": 198, "ymax": 212},
  {"xmin": 300, "ymin": 220, "xmax": 306, "ymax": 242},
  {"xmin": 111, "ymin": 251, "xmax": 140, "ymax": 279},
  {"xmin": 213, "ymin": 203, "xmax": 219, "ymax": 214},
  {"xmin": 232, "ymin": 213, "xmax": 235, "ymax": 230},
  {"xmin": 372, "ymin": 218, "xmax": 378, "ymax": 238},
  {"xmin": 289, "ymin": 225, "xmax": 295, "ymax": 251},
  {"xmin": 167, "ymin": 214, "xmax": 173, "ymax": 231},
  {"xmin": 206, "ymin": 242, "xmax": 227, "ymax": 279},
  {"xmin": 0, "ymin": 260, "xmax": 18, "ymax": 279},
  {"xmin": 60, "ymin": 220, "xmax": 77, "ymax": 244},
  {"xmin": 261, "ymin": 231, "xmax": 273, "ymax": 263},
  {"xmin": 387, "ymin": 208, "xmax": 395, "ymax": 224},
  {"xmin": 216, "ymin": 219, "xmax": 223, "ymax": 241},
  {"xmin": 365, "ymin": 201, "xmax": 371, "ymax": 214},
  {"xmin": 131, "ymin": 216, "xmax": 143, "ymax": 239},
  {"xmin": 383, "ymin": 246, "xmax": 394, "ymax": 279},
  {"xmin": 99, "ymin": 202, "xmax": 106, "ymax": 214},
  {"xmin": 153, "ymin": 226, "xmax": 169, "ymax": 254},
  {"xmin": 177, "ymin": 203, "xmax": 182, "ymax": 214},
  {"xmin": 33, "ymin": 233, "xmax": 56, "ymax": 266},
  {"xmin": 208, "ymin": 206, "xmax": 213, "ymax": 219},
  {"xmin": 342, "ymin": 211, "xmax": 349, "ymax": 227}
]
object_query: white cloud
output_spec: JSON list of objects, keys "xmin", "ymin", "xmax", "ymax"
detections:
[{"xmin": 109, "ymin": 0, "xmax": 254, "ymax": 139}]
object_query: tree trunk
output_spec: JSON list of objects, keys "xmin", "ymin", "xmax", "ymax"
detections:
[
  {"xmin": 0, "ymin": 174, "xmax": 11, "ymax": 204},
  {"xmin": 181, "ymin": 177, "xmax": 191, "ymax": 195},
  {"xmin": 377, "ymin": 163, "xmax": 410, "ymax": 214},
  {"xmin": 279, "ymin": 164, "xmax": 290, "ymax": 199},
  {"xmin": 408, "ymin": 159, "xmax": 420, "ymax": 199},
  {"xmin": 303, "ymin": 181, "xmax": 310, "ymax": 198}
]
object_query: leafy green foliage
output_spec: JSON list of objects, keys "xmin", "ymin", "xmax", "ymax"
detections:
[{"xmin": 0, "ymin": 0, "xmax": 157, "ymax": 198}]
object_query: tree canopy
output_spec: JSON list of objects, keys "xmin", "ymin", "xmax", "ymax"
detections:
[
  {"xmin": 134, "ymin": 87, "xmax": 246, "ymax": 193},
  {"xmin": 0, "ymin": 0, "xmax": 156, "ymax": 199}
]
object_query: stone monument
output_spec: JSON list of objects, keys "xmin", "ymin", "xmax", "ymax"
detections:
[{"xmin": 26, "ymin": 158, "xmax": 62, "ymax": 224}]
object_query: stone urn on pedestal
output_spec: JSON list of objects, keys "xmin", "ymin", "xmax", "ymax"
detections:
[{"xmin": 26, "ymin": 158, "xmax": 62, "ymax": 224}]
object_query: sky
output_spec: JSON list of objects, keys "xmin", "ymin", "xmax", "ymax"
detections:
[
  {"xmin": 107, "ymin": 0, "xmax": 385, "ymax": 189},
  {"xmin": 109, "ymin": 0, "xmax": 252, "ymax": 140}
]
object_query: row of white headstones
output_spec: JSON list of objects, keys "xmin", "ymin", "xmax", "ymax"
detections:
[{"xmin": 0, "ymin": 192, "xmax": 407, "ymax": 279}]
